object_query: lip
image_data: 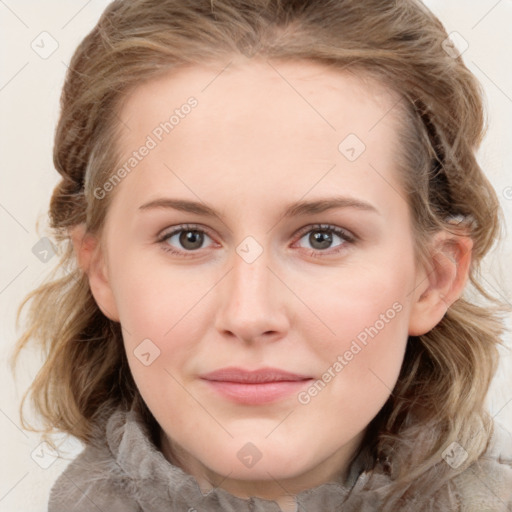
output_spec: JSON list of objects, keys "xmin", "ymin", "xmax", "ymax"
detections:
[{"xmin": 200, "ymin": 367, "xmax": 314, "ymax": 405}]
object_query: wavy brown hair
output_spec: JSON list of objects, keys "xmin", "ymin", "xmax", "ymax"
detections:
[{"xmin": 11, "ymin": 0, "xmax": 509, "ymax": 507}]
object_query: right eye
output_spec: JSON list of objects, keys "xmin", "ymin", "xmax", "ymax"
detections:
[{"xmin": 157, "ymin": 224, "xmax": 217, "ymax": 256}]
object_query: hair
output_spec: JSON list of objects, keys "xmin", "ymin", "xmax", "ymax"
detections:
[{"xmin": 10, "ymin": 0, "xmax": 510, "ymax": 508}]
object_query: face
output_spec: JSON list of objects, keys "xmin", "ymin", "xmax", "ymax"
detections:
[{"xmin": 90, "ymin": 57, "xmax": 427, "ymax": 495}]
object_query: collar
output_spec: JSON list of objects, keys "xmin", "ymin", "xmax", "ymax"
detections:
[{"xmin": 104, "ymin": 399, "xmax": 379, "ymax": 511}]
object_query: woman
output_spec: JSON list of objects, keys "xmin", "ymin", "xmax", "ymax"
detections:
[{"xmin": 11, "ymin": 0, "xmax": 512, "ymax": 510}]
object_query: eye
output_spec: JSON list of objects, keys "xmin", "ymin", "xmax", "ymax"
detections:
[
  {"xmin": 294, "ymin": 224, "xmax": 355, "ymax": 255},
  {"xmin": 157, "ymin": 224, "xmax": 215, "ymax": 255},
  {"xmin": 156, "ymin": 223, "xmax": 356, "ymax": 258}
]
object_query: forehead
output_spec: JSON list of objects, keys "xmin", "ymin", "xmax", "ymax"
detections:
[
  {"xmin": 119, "ymin": 57, "xmax": 401, "ymax": 139},
  {"xmin": 112, "ymin": 58, "xmax": 406, "ymax": 215}
]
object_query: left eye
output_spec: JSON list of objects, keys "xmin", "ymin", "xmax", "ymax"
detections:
[{"xmin": 296, "ymin": 225, "xmax": 351, "ymax": 252}]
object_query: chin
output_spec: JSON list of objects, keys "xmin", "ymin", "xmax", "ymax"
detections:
[{"xmin": 202, "ymin": 444, "xmax": 309, "ymax": 481}]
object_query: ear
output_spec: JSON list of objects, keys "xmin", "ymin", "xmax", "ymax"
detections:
[
  {"xmin": 70, "ymin": 224, "xmax": 120, "ymax": 322},
  {"xmin": 408, "ymin": 230, "xmax": 473, "ymax": 336}
]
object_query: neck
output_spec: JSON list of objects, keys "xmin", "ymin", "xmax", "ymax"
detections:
[{"xmin": 159, "ymin": 429, "xmax": 366, "ymax": 510}]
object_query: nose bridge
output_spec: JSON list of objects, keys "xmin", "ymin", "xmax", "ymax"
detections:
[
  {"xmin": 215, "ymin": 244, "xmax": 287, "ymax": 342},
  {"xmin": 231, "ymin": 252, "xmax": 270, "ymax": 307}
]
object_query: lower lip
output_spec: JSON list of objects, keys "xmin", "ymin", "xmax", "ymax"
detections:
[{"xmin": 201, "ymin": 379, "xmax": 314, "ymax": 405}]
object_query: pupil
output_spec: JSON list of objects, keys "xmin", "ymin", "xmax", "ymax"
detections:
[
  {"xmin": 310, "ymin": 231, "xmax": 332, "ymax": 249},
  {"xmin": 180, "ymin": 230, "xmax": 203, "ymax": 250}
]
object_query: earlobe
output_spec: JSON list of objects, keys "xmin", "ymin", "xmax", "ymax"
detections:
[
  {"xmin": 408, "ymin": 231, "xmax": 473, "ymax": 336},
  {"xmin": 69, "ymin": 224, "xmax": 120, "ymax": 322}
]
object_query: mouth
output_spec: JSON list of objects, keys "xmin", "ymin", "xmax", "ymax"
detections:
[{"xmin": 200, "ymin": 367, "xmax": 314, "ymax": 405}]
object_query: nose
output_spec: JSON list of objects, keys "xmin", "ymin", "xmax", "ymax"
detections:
[{"xmin": 214, "ymin": 248, "xmax": 290, "ymax": 344}]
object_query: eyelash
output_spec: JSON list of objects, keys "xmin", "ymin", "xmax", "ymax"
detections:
[{"xmin": 156, "ymin": 223, "xmax": 357, "ymax": 259}]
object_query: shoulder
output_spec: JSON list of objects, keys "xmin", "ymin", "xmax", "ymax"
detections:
[
  {"xmin": 452, "ymin": 420, "xmax": 512, "ymax": 511},
  {"xmin": 48, "ymin": 442, "xmax": 140, "ymax": 512}
]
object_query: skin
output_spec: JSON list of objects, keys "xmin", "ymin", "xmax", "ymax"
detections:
[{"xmin": 73, "ymin": 56, "xmax": 472, "ymax": 511}]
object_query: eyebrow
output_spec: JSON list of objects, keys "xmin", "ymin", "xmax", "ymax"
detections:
[{"xmin": 138, "ymin": 196, "xmax": 380, "ymax": 219}]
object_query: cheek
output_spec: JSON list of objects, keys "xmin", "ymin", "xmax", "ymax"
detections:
[
  {"xmin": 292, "ymin": 251, "xmax": 414, "ymax": 414},
  {"xmin": 110, "ymin": 268, "xmax": 202, "ymax": 415},
  {"xmin": 295, "ymin": 296, "xmax": 410, "ymax": 444},
  {"xmin": 107, "ymin": 257, "xmax": 213, "ymax": 391},
  {"xmin": 297, "ymin": 250, "xmax": 414, "ymax": 358},
  {"xmin": 109, "ymin": 252, "xmax": 207, "ymax": 338}
]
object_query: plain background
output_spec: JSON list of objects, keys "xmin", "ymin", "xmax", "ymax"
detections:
[{"xmin": 1, "ymin": 1, "xmax": 511, "ymax": 510}]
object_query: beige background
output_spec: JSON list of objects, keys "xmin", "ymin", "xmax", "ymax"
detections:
[{"xmin": 1, "ymin": 1, "xmax": 511, "ymax": 510}]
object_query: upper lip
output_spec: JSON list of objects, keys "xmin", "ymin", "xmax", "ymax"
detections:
[{"xmin": 200, "ymin": 367, "xmax": 312, "ymax": 383}]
